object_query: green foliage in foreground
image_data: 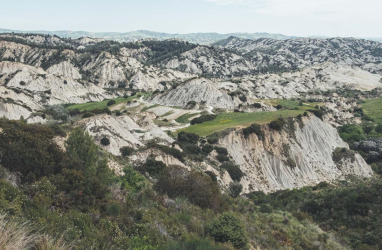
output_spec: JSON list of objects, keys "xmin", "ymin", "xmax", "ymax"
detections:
[
  {"xmin": 0, "ymin": 119, "xmax": 380, "ymax": 249},
  {"xmin": 247, "ymin": 177, "xmax": 382, "ymax": 249},
  {"xmin": 207, "ymin": 212, "xmax": 248, "ymax": 248}
]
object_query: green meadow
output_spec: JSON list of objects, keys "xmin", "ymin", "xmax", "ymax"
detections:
[
  {"xmin": 67, "ymin": 93, "xmax": 145, "ymax": 111},
  {"xmin": 362, "ymin": 98, "xmax": 382, "ymax": 123}
]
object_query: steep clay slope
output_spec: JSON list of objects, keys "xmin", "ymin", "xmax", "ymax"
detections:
[
  {"xmin": 151, "ymin": 78, "xmax": 237, "ymax": 109},
  {"xmin": 220, "ymin": 116, "xmax": 372, "ymax": 193}
]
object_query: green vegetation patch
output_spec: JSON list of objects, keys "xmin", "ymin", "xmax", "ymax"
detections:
[
  {"xmin": 179, "ymin": 109, "xmax": 304, "ymax": 137},
  {"xmin": 67, "ymin": 93, "xmax": 145, "ymax": 112},
  {"xmin": 175, "ymin": 113, "xmax": 199, "ymax": 124},
  {"xmin": 362, "ymin": 97, "xmax": 382, "ymax": 123}
]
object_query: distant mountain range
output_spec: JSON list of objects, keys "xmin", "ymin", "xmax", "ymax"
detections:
[
  {"xmin": 0, "ymin": 28, "xmax": 303, "ymax": 44},
  {"xmin": 0, "ymin": 28, "xmax": 299, "ymax": 45}
]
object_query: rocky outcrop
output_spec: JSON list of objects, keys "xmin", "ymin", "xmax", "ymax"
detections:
[
  {"xmin": 220, "ymin": 116, "xmax": 373, "ymax": 193},
  {"xmin": 151, "ymin": 78, "xmax": 236, "ymax": 109}
]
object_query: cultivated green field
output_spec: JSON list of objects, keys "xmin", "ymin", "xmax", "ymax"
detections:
[
  {"xmin": 362, "ymin": 98, "xmax": 382, "ymax": 124},
  {"xmin": 67, "ymin": 93, "xmax": 145, "ymax": 111},
  {"xmin": 178, "ymin": 99, "xmax": 319, "ymax": 136},
  {"xmin": 178, "ymin": 110, "xmax": 304, "ymax": 136}
]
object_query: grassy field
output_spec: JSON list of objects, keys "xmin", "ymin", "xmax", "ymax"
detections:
[
  {"xmin": 178, "ymin": 99, "xmax": 319, "ymax": 136},
  {"xmin": 362, "ymin": 98, "xmax": 382, "ymax": 124},
  {"xmin": 178, "ymin": 110, "xmax": 304, "ymax": 136},
  {"xmin": 67, "ymin": 93, "xmax": 145, "ymax": 111},
  {"xmin": 264, "ymin": 99, "xmax": 319, "ymax": 111},
  {"xmin": 175, "ymin": 113, "xmax": 199, "ymax": 124}
]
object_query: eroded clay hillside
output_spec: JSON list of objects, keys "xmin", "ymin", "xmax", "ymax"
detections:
[{"xmin": 0, "ymin": 32, "xmax": 381, "ymax": 194}]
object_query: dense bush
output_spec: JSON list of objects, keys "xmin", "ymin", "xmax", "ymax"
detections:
[
  {"xmin": 100, "ymin": 137, "xmax": 110, "ymax": 146},
  {"xmin": 362, "ymin": 123, "xmax": 375, "ymax": 134},
  {"xmin": 216, "ymin": 154, "xmax": 230, "ymax": 162},
  {"xmin": 178, "ymin": 131, "xmax": 199, "ymax": 144},
  {"xmin": 375, "ymin": 123, "xmax": 382, "ymax": 133},
  {"xmin": 207, "ymin": 212, "xmax": 248, "ymax": 248},
  {"xmin": 338, "ymin": 124, "xmax": 365, "ymax": 143},
  {"xmin": 221, "ymin": 162, "xmax": 244, "ymax": 182},
  {"xmin": 207, "ymin": 137, "xmax": 219, "ymax": 144},
  {"xmin": 139, "ymin": 158, "xmax": 166, "ymax": 176},
  {"xmin": 0, "ymin": 119, "xmax": 64, "ymax": 183},
  {"xmin": 248, "ymin": 178, "xmax": 382, "ymax": 249},
  {"xmin": 154, "ymin": 166, "xmax": 226, "ymax": 211},
  {"xmin": 202, "ymin": 144, "xmax": 214, "ymax": 155},
  {"xmin": 120, "ymin": 146, "xmax": 135, "ymax": 156},
  {"xmin": 190, "ymin": 114, "xmax": 217, "ymax": 125},
  {"xmin": 215, "ymin": 147, "xmax": 228, "ymax": 156},
  {"xmin": 107, "ymin": 100, "xmax": 116, "ymax": 106},
  {"xmin": 269, "ymin": 118, "xmax": 285, "ymax": 131},
  {"xmin": 308, "ymin": 109, "xmax": 324, "ymax": 119},
  {"xmin": 229, "ymin": 182, "xmax": 243, "ymax": 198},
  {"xmin": 243, "ymin": 123, "xmax": 263, "ymax": 139},
  {"xmin": 332, "ymin": 147, "xmax": 355, "ymax": 163}
]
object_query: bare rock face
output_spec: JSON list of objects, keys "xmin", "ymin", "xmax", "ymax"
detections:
[
  {"xmin": 151, "ymin": 78, "xmax": 236, "ymax": 109},
  {"xmin": 220, "ymin": 116, "xmax": 372, "ymax": 193},
  {"xmin": 79, "ymin": 114, "xmax": 174, "ymax": 155},
  {"xmin": 47, "ymin": 61, "xmax": 81, "ymax": 79}
]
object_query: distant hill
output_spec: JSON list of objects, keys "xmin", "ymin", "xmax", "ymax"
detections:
[{"xmin": 0, "ymin": 28, "xmax": 297, "ymax": 44}]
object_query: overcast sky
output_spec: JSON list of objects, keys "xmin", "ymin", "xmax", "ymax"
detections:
[{"xmin": 1, "ymin": 0, "xmax": 381, "ymax": 37}]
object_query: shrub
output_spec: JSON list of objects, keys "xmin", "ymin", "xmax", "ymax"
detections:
[
  {"xmin": 205, "ymin": 171, "xmax": 217, "ymax": 182},
  {"xmin": 120, "ymin": 146, "xmax": 135, "ymax": 156},
  {"xmin": 238, "ymin": 95, "xmax": 247, "ymax": 102},
  {"xmin": 207, "ymin": 137, "xmax": 219, "ymax": 144},
  {"xmin": 269, "ymin": 118, "xmax": 285, "ymax": 131},
  {"xmin": 107, "ymin": 100, "xmax": 116, "ymax": 106},
  {"xmin": 100, "ymin": 137, "xmax": 110, "ymax": 146},
  {"xmin": 375, "ymin": 123, "xmax": 382, "ymax": 134},
  {"xmin": 207, "ymin": 212, "xmax": 248, "ymax": 248},
  {"xmin": 243, "ymin": 123, "xmax": 263, "ymax": 139},
  {"xmin": 253, "ymin": 103, "xmax": 262, "ymax": 108},
  {"xmin": 19, "ymin": 81, "xmax": 26, "ymax": 86},
  {"xmin": 332, "ymin": 147, "xmax": 355, "ymax": 163},
  {"xmin": 0, "ymin": 119, "xmax": 64, "ymax": 183},
  {"xmin": 82, "ymin": 112, "xmax": 95, "ymax": 118},
  {"xmin": 183, "ymin": 143, "xmax": 201, "ymax": 155},
  {"xmin": 154, "ymin": 166, "xmax": 225, "ymax": 210},
  {"xmin": 259, "ymin": 204, "xmax": 273, "ymax": 213},
  {"xmin": 275, "ymin": 104, "xmax": 283, "ymax": 110},
  {"xmin": 363, "ymin": 123, "xmax": 375, "ymax": 134},
  {"xmin": 229, "ymin": 182, "xmax": 243, "ymax": 198},
  {"xmin": 215, "ymin": 147, "xmax": 228, "ymax": 156},
  {"xmin": 202, "ymin": 144, "xmax": 214, "ymax": 154},
  {"xmin": 216, "ymin": 154, "xmax": 230, "ymax": 162},
  {"xmin": 309, "ymin": 109, "xmax": 324, "ymax": 119},
  {"xmin": 140, "ymin": 158, "xmax": 166, "ymax": 176},
  {"xmin": 178, "ymin": 131, "xmax": 199, "ymax": 144},
  {"xmin": 190, "ymin": 114, "xmax": 217, "ymax": 125},
  {"xmin": 221, "ymin": 162, "xmax": 244, "ymax": 182}
]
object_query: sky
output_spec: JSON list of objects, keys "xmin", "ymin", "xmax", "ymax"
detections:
[{"xmin": 0, "ymin": 0, "xmax": 381, "ymax": 38}]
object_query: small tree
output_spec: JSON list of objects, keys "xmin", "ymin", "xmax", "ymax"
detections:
[
  {"xmin": 120, "ymin": 146, "xmax": 135, "ymax": 156},
  {"xmin": 100, "ymin": 137, "xmax": 110, "ymax": 146},
  {"xmin": 229, "ymin": 182, "xmax": 243, "ymax": 198},
  {"xmin": 375, "ymin": 123, "xmax": 382, "ymax": 134},
  {"xmin": 363, "ymin": 123, "xmax": 375, "ymax": 135},
  {"xmin": 207, "ymin": 212, "xmax": 248, "ymax": 248},
  {"xmin": 107, "ymin": 100, "xmax": 116, "ymax": 106}
]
